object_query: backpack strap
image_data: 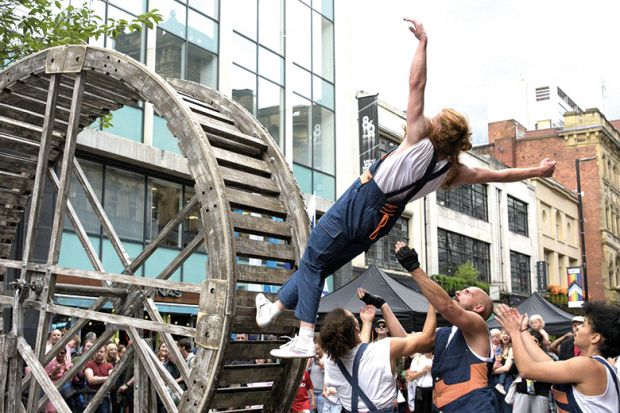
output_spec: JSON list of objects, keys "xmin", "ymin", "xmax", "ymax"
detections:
[{"xmin": 336, "ymin": 343, "xmax": 378, "ymax": 412}]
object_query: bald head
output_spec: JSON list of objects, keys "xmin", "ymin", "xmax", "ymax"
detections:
[{"xmin": 455, "ymin": 287, "xmax": 493, "ymax": 320}]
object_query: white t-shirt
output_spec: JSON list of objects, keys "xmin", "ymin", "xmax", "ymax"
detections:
[
  {"xmin": 373, "ymin": 138, "xmax": 450, "ymax": 202},
  {"xmin": 409, "ymin": 354, "xmax": 433, "ymax": 388},
  {"xmin": 323, "ymin": 339, "xmax": 397, "ymax": 411}
]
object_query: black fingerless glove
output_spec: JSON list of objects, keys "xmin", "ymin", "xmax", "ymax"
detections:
[
  {"xmin": 360, "ymin": 291, "xmax": 385, "ymax": 309},
  {"xmin": 396, "ymin": 246, "xmax": 420, "ymax": 272}
]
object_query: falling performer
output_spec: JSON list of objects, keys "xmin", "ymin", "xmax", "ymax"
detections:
[{"xmin": 256, "ymin": 17, "xmax": 556, "ymax": 359}]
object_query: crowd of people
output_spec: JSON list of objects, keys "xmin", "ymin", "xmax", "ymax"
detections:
[{"xmin": 34, "ymin": 328, "xmax": 197, "ymax": 413}]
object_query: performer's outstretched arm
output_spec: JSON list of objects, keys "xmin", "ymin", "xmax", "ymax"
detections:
[
  {"xmin": 403, "ymin": 18, "xmax": 430, "ymax": 148},
  {"xmin": 454, "ymin": 158, "xmax": 556, "ymax": 185},
  {"xmin": 357, "ymin": 288, "xmax": 407, "ymax": 338}
]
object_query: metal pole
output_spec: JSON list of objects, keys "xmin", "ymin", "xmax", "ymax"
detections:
[{"xmin": 575, "ymin": 158, "xmax": 593, "ymax": 303}]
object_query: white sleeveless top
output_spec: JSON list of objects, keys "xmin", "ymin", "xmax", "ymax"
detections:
[
  {"xmin": 323, "ymin": 339, "xmax": 396, "ymax": 411},
  {"xmin": 572, "ymin": 356, "xmax": 620, "ymax": 413},
  {"xmin": 373, "ymin": 138, "xmax": 450, "ymax": 202}
]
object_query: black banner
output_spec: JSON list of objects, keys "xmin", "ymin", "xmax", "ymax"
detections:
[
  {"xmin": 357, "ymin": 94, "xmax": 379, "ymax": 173},
  {"xmin": 536, "ymin": 261, "xmax": 547, "ymax": 293}
]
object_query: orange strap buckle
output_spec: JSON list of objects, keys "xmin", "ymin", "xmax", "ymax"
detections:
[{"xmin": 369, "ymin": 203, "xmax": 397, "ymax": 241}]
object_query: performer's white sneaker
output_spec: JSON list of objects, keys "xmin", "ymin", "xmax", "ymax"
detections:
[
  {"xmin": 495, "ymin": 383, "xmax": 507, "ymax": 395},
  {"xmin": 270, "ymin": 335, "xmax": 316, "ymax": 359},
  {"xmin": 255, "ymin": 293, "xmax": 275, "ymax": 327}
]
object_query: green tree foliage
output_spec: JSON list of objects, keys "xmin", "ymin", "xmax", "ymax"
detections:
[
  {"xmin": 0, "ymin": 0, "xmax": 161, "ymax": 68},
  {"xmin": 433, "ymin": 261, "xmax": 489, "ymax": 294}
]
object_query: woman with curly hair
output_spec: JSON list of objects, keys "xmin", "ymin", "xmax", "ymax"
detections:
[
  {"xmin": 495, "ymin": 302, "xmax": 620, "ymax": 413},
  {"xmin": 256, "ymin": 17, "xmax": 557, "ymax": 360},
  {"xmin": 318, "ymin": 304, "xmax": 435, "ymax": 412}
]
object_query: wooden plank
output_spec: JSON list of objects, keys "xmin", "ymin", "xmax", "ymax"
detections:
[
  {"xmin": 127, "ymin": 327, "xmax": 179, "ymax": 413},
  {"xmin": 212, "ymin": 146, "xmax": 271, "ymax": 177},
  {"xmin": 0, "ymin": 224, "xmax": 17, "ymax": 239},
  {"xmin": 223, "ymin": 341, "xmax": 285, "ymax": 361},
  {"xmin": 0, "ymin": 188, "xmax": 30, "ymax": 208},
  {"xmin": 8, "ymin": 79, "xmax": 109, "ymax": 117},
  {"xmin": 235, "ymin": 237, "xmax": 296, "ymax": 262},
  {"xmin": 16, "ymin": 337, "xmax": 71, "ymax": 413},
  {"xmin": 0, "ymin": 132, "xmax": 60, "ymax": 159},
  {"xmin": 0, "ymin": 102, "xmax": 69, "ymax": 131},
  {"xmin": 236, "ymin": 264, "xmax": 293, "ymax": 285},
  {"xmin": 235, "ymin": 290, "xmax": 278, "ymax": 308},
  {"xmin": 207, "ymin": 131, "xmax": 265, "ymax": 157},
  {"xmin": 0, "ymin": 114, "xmax": 65, "ymax": 142},
  {"xmin": 0, "ymin": 90, "xmax": 93, "ymax": 126},
  {"xmin": 176, "ymin": 90, "xmax": 220, "ymax": 111},
  {"xmin": 226, "ymin": 187, "xmax": 287, "ymax": 218},
  {"xmin": 185, "ymin": 100, "xmax": 235, "ymax": 125},
  {"xmin": 202, "ymin": 122, "xmax": 268, "ymax": 152},
  {"xmin": 54, "ymin": 283, "xmax": 127, "ymax": 298},
  {"xmin": 47, "ymin": 303, "xmax": 196, "ymax": 337},
  {"xmin": 0, "ymin": 243, "xmax": 12, "ymax": 258},
  {"xmin": 0, "ymin": 208, "xmax": 22, "ymax": 224},
  {"xmin": 230, "ymin": 213, "xmax": 291, "ymax": 239},
  {"xmin": 0, "ymin": 152, "xmax": 37, "ymax": 176},
  {"xmin": 221, "ymin": 166, "xmax": 280, "ymax": 195},
  {"xmin": 0, "ymin": 170, "xmax": 32, "ymax": 193},
  {"xmin": 211, "ymin": 386, "xmax": 272, "ymax": 409},
  {"xmin": 0, "ymin": 335, "xmax": 7, "ymax": 413},
  {"xmin": 218, "ymin": 363, "xmax": 282, "ymax": 387},
  {"xmin": 231, "ymin": 306, "xmax": 297, "ymax": 336}
]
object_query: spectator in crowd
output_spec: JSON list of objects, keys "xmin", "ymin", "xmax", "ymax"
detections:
[
  {"xmin": 156, "ymin": 342, "xmax": 180, "ymax": 413},
  {"xmin": 490, "ymin": 328, "xmax": 502, "ymax": 361},
  {"xmin": 550, "ymin": 316, "xmax": 585, "ymax": 360},
  {"xmin": 319, "ymin": 303, "xmax": 435, "ymax": 412},
  {"xmin": 67, "ymin": 335, "xmax": 81, "ymax": 358},
  {"xmin": 45, "ymin": 347, "xmax": 73, "ymax": 413},
  {"xmin": 46, "ymin": 329, "xmax": 71, "ymax": 364},
  {"xmin": 291, "ymin": 368, "xmax": 315, "ymax": 413},
  {"xmin": 84, "ymin": 346, "xmax": 114, "ymax": 413},
  {"xmin": 511, "ymin": 330, "xmax": 552, "ymax": 413},
  {"xmin": 528, "ymin": 314, "xmax": 550, "ymax": 349},
  {"xmin": 407, "ymin": 352, "xmax": 433, "ymax": 413},
  {"xmin": 117, "ymin": 344, "xmax": 127, "ymax": 360},
  {"xmin": 106, "ymin": 343, "xmax": 120, "ymax": 367},
  {"xmin": 493, "ymin": 330, "xmax": 518, "ymax": 413},
  {"xmin": 495, "ymin": 302, "xmax": 620, "ymax": 413},
  {"xmin": 308, "ymin": 338, "xmax": 325, "ymax": 413},
  {"xmin": 116, "ymin": 342, "xmax": 134, "ymax": 413},
  {"xmin": 177, "ymin": 338, "xmax": 196, "ymax": 372}
]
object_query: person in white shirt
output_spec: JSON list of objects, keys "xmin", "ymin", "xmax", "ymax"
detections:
[
  {"xmin": 319, "ymin": 303, "xmax": 435, "ymax": 412},
  {"xmin": 407, "ymin": 352, "xmax": 433, "ymax": 413}
]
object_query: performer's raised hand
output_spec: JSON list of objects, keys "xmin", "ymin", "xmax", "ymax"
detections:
[
  {"xmin": 538, "ymin": 158, "xmax": 556, "ymax": 177},
  {"xmin": 403, "ymin": 18, "xmax": 426, "ymax": 42},
  {"xmin": 357, "ymin": 287, "xmax": 386, "ymax": 309},
  {"xmin": 360, "ymin": 305, "xmax": 376, "ymax": 324}
]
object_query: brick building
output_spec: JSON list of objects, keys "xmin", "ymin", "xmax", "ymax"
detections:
[{"xmin": 474, "ymin": 109, "xmax": 620, "ymax": 304}]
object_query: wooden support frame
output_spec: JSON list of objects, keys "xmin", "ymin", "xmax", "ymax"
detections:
[{"xmin": 1, "ymin": 46, "xmax": 312, "ymax": 412}]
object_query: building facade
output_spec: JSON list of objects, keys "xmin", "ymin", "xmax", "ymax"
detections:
[{"xmin": 478, "ymin": 109, "xmax": 620, "ymax": 304}]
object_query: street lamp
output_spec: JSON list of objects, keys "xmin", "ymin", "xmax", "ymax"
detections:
[{"xmin": 576, "ymin": 156, "xmax": 597, "ymax": 302}]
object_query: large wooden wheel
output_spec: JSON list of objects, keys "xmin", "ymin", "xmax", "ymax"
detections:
[{"xmin": 0, "ymin": 45, "xmax": 309, "ymax": 412}]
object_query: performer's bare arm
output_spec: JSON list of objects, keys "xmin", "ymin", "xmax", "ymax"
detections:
[
  {"xmin": 454, "ymin": 158, "xmax": 556, "ymax": 185},
  {"xmin": 395, "ymin": 242, "xmax": 490, "ymax": 357},
  {"xmin": 359, "ymin": 305, "xmax": 375, "ymax": 343},
  {"xmin": 402, "ymin": 18, "xmax": 430, "ymax": 149}
]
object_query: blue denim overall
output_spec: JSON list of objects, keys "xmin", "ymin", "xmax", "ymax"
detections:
[
  {"xmin": 551, "ymin": 356, "xmax": 620, "ymax": 413},
  {"xmin": 278, "ymin": 148, "xmax": 450, "ymax": 323},
  {"xmin": 431, "ymin": 327, "xmax": 497, "ymax": 412}
]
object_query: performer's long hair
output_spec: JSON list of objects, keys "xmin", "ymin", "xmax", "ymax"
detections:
[
  {"xmin": 428, "ymin": 108, "xmax": 472, "ymax": 188},
  {"xmin": 318, "ymin": 308, "xmax": 360, "ymax": 361}
]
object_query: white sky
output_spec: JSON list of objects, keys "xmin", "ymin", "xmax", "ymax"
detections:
[{"xmin": 351, "ymin": 0, "xmax": 620, "ymax": 144}]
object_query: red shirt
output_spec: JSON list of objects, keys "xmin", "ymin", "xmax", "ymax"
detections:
[
  {"xmin": 291, "ymin": 370, "xmax": 314, "ymax": 412},
  {"xmin": 84, "ymin": 360, "xmax": 114, "ymax": 390}
]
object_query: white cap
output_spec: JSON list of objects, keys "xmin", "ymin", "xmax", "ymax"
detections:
[{"xmin": 571, "ymin": 316, "xmax": 585, "ymax": 324}]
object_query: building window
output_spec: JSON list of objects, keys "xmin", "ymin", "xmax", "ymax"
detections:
[
  {"xmin": 510, "ymin": 251, "xmax": 531, "ymax": 295},
  {"xmin": 437, "ymin": 184, "xmax": 488, "ymax": 222},
  {"xmin": 437, "ymin": 229, "xmax": 490, "ymax": 283},
  {"xmin": 508, "ymin": 195, "xmax": 528, "ymax": 236},
  {"xmin": 231, "ymin": 0, "xmax": 285, "ymax": 149},
  {"xmin": 60, "ymin": 158, "xmax": 205, "ymax": 282},
  {"xmin": 366, "ymin": 217, "xmax": 409, "ymax": 271},
  {"xmin": 291, "ymin": 0, "xmax": 335, "ymax": 200}
]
